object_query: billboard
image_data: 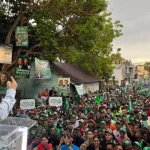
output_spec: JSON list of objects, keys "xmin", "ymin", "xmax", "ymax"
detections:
[
  {"xmin": 57, "ymin": 78, "xmax": 70, "ymax": 95},
  {"xmin": 15, "ymin": 26, "xmax": 28, "ymax": 47},
  {"xmin": 15, "ymin": 56, "xmax": 30, "ymax": 78},
  {"xmin": 35, "ymin": 57, "xmax": 52, "ymax": 79},
  {"xmin": 0, "ymin": 45, "xmax": 12, "ymax": 64}
]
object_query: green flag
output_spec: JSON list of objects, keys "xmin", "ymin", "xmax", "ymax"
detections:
[
  {"xmin": 95, "ymin": 94, "xmax": 102, "ymax": 104},
  {"xmin": 128, "ymin": 98, "xmax": 132, "ymax": 113}
]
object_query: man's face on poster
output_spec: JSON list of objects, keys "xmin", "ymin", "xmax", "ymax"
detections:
[
  {"xmin": 24, "ymin": 58, "xmax": 28, "ymax": 65},
  {"xmin": 0, "ymin": 73, "xmax": 8, "ymax": 84},
  {"xmin": 59, "ymin": 80, "xmax": 63, "ymax": 86},
  {"xmin": 18, "ymin": 58, "xmax": 23, "ymax": 65},
  {"xmin": 64, "ymin": 80, "xmax": 68, "ymax": 85},
  {"xmin": 18, "ymin": 34, "xmax": 21, "ymax": 39}
]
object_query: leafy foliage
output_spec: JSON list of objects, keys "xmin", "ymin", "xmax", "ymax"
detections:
[{"xmin": 0, "ymin": 0, "xmax": 123, "ymax": 81}]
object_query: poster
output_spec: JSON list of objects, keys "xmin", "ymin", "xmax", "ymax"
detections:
[
  {"xmin": 57, "ymin": 78, "xmax": 70, "ymax": 95},
  {"xmin": 20, "ymin": 99, "xmax": 35, "ymax": 110},
  {"xmin": 35, "ymin": 57, "xmax": 52, "ymax": 79},
  {"xmin": 15, "ymin": 26, "xmax": 28, "ymax": 47},
  {"xmin": 15, "ymin": 56, "xmax": 30, "ymax": 78},
  {"xmin": 0, "ymin": 72, "xmax": 10, "ymax": 99},
  {"xmin": 75, "ymin": 84, "xmax": 84, "ymax": 95},
  {"xmin": 0, "ymin": 45, "xmax": 12, "ymax": 64},
  {"xmin": 49, "ymin": 97, "xmax": 62, "ymax": 107}
]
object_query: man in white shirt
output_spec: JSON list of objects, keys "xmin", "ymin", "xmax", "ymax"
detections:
[{"xmin": 0, "ymin": 76, "xmax": 17, "ymax": 121}]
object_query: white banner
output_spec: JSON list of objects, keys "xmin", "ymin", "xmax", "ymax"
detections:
[
  {"xmin": 20, "ymin": 99, "xmax": 35, "ymax": 110},
  {"xmin": 75, "ymin": 84, "xmax": 84, "ymax": 95},
  {"xmin": 49, "ymin": 97, "xmax": 62, "ymax": 107}
]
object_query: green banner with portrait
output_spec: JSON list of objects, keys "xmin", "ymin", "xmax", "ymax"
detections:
[
  {"xmin": 15, "ymin": 56, "xmax": 31, "ymax": 78},
  {"xmin": 57, "ymin": 78, "xmax": 70, "ymax": 95},
  {"xmin": 35, "ymin": 57, "xmax": 52, "ymax": 79},
  {"xmin": 15, "ymin": 26, "xmax": 28, "ymax": 47}
]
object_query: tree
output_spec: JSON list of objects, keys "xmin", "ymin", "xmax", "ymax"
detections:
[
  {"xmin": 0, "ymin": 0, "xmax": 123, "ymax": 80},
  {"xmin": 144, "ymin": 61, "xmax": 150, "ymax": 77}
]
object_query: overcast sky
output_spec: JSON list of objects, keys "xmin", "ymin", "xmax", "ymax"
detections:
[{"xmin": 108, "ymin": 0, "xmax": 150, "ymax": 63}]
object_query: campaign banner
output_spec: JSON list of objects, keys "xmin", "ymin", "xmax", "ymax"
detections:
[
  {"xmin": 35, "ymin": 57, "xmax": 52, "ymax": 79},
  {"xmin": 0, "ymin": 45, "xmax": 12, "ymax": 64},
  {"xmin": 57, "ymin": 78, "xmax": 70, "ymax": 95},
  {"xmin": 15, "ymin": 26, "xmax": 28, "ymax": 47},
  {"xmin": 75, "ymin": 84, "xmax": 84, "ymax": 95},
  {"xmin": 15, "ymin": 56, "xmax": 31, "ymax": 78},
  {"xmin": 0, "ymin": 72, "xmax": 10, "ymax": 97},
  {"xmin": 49, "ymin": 97, "xmax": 62, "ymax": 107},
  {"xmin": 20, "ymin": 99, "xmax": 35, "ymax": 110}
]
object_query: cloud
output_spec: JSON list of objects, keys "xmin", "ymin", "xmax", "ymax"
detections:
[{"xmin": 108, "ymin": 0, "xmax": 150, "ymax": 62}]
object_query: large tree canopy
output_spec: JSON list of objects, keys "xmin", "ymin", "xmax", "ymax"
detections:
[{"xmin": 0, "ymin": 0, "xmax": 123, "ymax": 81}]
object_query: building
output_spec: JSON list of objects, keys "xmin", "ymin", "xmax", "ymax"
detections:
[
  {"xmin": 112, "ymin": 60, "xmax": 135, "ymax": 86},
  {"xmin": 16, "ymin": 62, "xmax": 100, "ymax": 99},
  {"xmin": 135, "ymin": 65, "xmax": 149, "ymax": 81}
]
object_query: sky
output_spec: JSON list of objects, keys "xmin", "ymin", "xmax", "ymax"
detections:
[{"xmin": 108, "ymin": 0, "xmax": 150, "ymax": 63}]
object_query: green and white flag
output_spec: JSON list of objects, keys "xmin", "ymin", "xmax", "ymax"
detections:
[{"xmin": 128, "ymin": 98, "xmax": 132, "ymax": 113}]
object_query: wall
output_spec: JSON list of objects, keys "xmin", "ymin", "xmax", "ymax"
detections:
[{"xmin": 83, "ymin": 82, "xmax": 99, "ymax": 93}]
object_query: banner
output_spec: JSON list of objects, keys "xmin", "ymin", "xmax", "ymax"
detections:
[
  {"xmin": 49, "ymin": 97, "xmax": 62, "ymax": 107},
  {"xmin": 0, "ymin": 45, "xmax": 12, "ymax": 64},
  {"xmin": 15, "ymin": 26, "xmax": 28, "ymax": 47},
  {"xmin": 15, "ymin": 56, "xmax": 31, "ymax": 78},
  {"xmin": 0, "ymin": 72, "xmax": 10, "ymax": 100},
  {"xmin": 35, "ymin": 57, "xmax": 52, "ymax": 79},
  {"xmin": 75, "ymin": 84, "xmax": 84, "ymax": 95},
  {"xmin": 57, "ymin": 78, "xmax": 70, "ymax": 95},
  {"xmin": 20, "ymin": 99, "xmax": 35, "ymax": 110}
]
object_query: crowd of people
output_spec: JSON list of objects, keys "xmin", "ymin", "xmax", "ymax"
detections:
[{"xmin": 10, "ymin": 84, "xmax": 150, "ymax": 150}]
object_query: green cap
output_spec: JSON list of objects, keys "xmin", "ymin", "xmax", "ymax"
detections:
[
  {"xmin": 89, "ymin": 111, "xmax": 94, "ymax": 114},
  {"xmin": 53, "ymin": 112, "xmax": 58, "ymax": 115},
  {"xmin": 106, "ymin": 129, "xmax": 113, "ymax": 135},
  {"xmin": 120, "ymin": 127, "xmax": 126, "ymax": 133},
  {"xmin": 39, "ymin": 117, "xmax": 44, "ymax": 121},
  {"xmin": 143, "ymin": 147, "xmax": 150, "ymax": 150},
  {"xmin": 116, "ymin": 120, "xmax": 122, "ymax": 124},
  {"xmin": 59, "ymin": 118, "xmax": 63, "ymax": 122},
  {"xmin": 123, "ymin": 140, "xmax": 132, "ymax": 147},
  {"xmin": 142, "ymin": 112, "xmax": 147, "ymax": 117},
  {"xmin": 66, "ymin": 121, "xmax": 72, "ymax": 126},
  {"xmin": 71, "ymin": 115, "xmax": 77, "ymax": 118},
  {"xmin": 100, "ymin": 121, "xmax": 106, "ymax": 125},
  {"xmin": 134, "ymin": 142, "xmax": 142, "ymax": 148}
]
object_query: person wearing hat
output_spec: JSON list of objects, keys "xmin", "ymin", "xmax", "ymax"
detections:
[
  {"xmin": 78, "ymin": 119, "xmax": 86, "ymax": 136},
  {"xmin": 133, "ymin": 141, "xmax": 142, "ymax": 150},
  {"xmin": 64, "ymin": 121, "xmax": 73, "ymax": 135},
  {"xmin": 87, "ymin": 119, "xmax": 96, "ymax": 131},
  {"xmin": 116, "ymin": 128, "xmax": 130, "ymax": 145},
  {"xmin": 71, "ymin": 115, "xmax": 79, "ymax": 129},
  {"xmin": 53, "ymin": 112, "xmax": 59, "ymax": 126},
  {"xmin": 105, "ymin": 114, "xmax": 116, "ymax": 131},
  {"xmin": 122, "ymin": 140, "xmax": 133, "ymax": 150},
  {"xmin": 101, "ymin": 129, "xmax": 118, "ymax": 149},
  {"xmin": 113, "ymin": 120, "xmax": 123, "ymax": 138}
]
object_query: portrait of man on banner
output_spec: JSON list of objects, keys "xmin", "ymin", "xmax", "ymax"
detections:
[
  {"xmin": 15, "ymin": 56, "xmax": 31, "ymax": 78},
  {"xmin": 57, "ymin": 78, "xmax": 70, "ymax": 95}
]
